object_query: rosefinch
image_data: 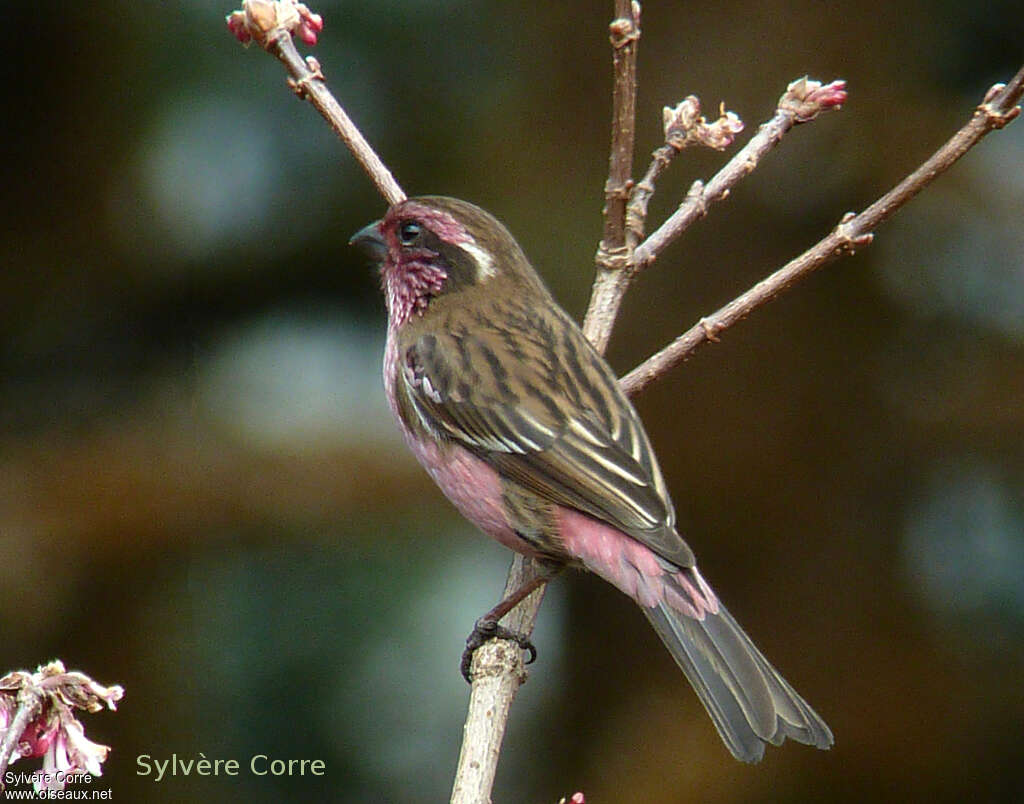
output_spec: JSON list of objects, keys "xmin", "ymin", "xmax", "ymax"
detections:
[{"xmin": 352, "ymin": 196, "xmax": 832, "ymax": 762}]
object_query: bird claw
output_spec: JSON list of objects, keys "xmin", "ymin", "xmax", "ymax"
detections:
[{"xmin": 460, "ymin": 618, "xmax": 537, "ymax": 682}]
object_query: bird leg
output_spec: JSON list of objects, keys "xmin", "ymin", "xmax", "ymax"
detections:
[{"xmin": 460, "ymin": 563, "xmax": 561, "ymax": 682}]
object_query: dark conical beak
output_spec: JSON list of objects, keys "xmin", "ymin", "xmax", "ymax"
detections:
[{"xmin": 349, "ymin": 220, "xmax": 387, "ymax": 262}]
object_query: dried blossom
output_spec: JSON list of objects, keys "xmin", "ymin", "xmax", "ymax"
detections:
[
  {"xmin": 697, "ymin": 105, "xmax": 745, "ymax": 150},
  {"xmin": 0, "ymin": 662, "xmax": 123, "ymax": 792},
  {"xmin": 663, "ymin": 97, "xmax": 744, "ymax": 151},
  {"xmin": 663, "ymin": 96, "xmax": 702, "ymax": 147}
]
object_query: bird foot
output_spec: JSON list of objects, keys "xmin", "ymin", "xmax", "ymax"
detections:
[{"xmin": 460, "ymin": 618, "xmax": 537, "ymax": 682}]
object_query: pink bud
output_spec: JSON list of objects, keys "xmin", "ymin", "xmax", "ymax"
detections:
[
  {"xmin": 226, "ymin": 10, "xmax": 252, "ymax": 44},
  {"xmin": 806, "ymin": 79, "xmax": 848, "ymax": 110},
  {"xmin": 295, "ymin": 3, "xmax": 324, "ymax": 46},
  {"xmin": 225, "ymin": 1, "xmax": 324, "ymax": 48},
  {"xmin": 779, "ymin": 77, "xmax": 848, "ymax": 123}
]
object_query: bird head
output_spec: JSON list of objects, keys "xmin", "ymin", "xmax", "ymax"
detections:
[{"xmin": 351, "ymin": 196, "xmax": 545, "ymax": 327}]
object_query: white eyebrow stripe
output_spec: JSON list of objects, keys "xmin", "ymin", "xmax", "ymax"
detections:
[{"xmin": 460, "ymin": 241, "xmax": 496, "ymax": 279}]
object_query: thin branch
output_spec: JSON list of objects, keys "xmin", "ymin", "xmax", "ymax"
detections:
[
  {"xmin": 597, "ymin": 0, "xmax": 641, "ymax": 272},
  {"xmin": 450, "ymin": 557, "xmax": 549, "ymax": 804},
  {"xmin": 228, "ymin": 1, "xmax": 405, "ymax": 204},
  {"xmin": 583, "ymin": 77, "xmax": 841, "ymax": 353},
  {"xmin": 633, "ymin": 77, "xmax": 847, "ymax": 271},
  {"xmin": 274, "ymin": 41, "xmax": 405, "ymax": 205},
  {"xmin": 626, "ymin": 96, "xmax": 745, "ymax": 247},
  {"xmin": 620, "ymin": 69, "xmax": 1023, "ymax": 397},
  {"xmin": 583, "ymin": 0, "xmax": 643, "ymax": 355},
  {"xmin": 627, "ymin": 143, "xmax": 677, "ymax": 244},
  {"xmin": 459, "ymin": 5, "xmax": 643, "ymax": 798},
  {"xmin": 581, "ymin": 267, "xmax": 632, "ymax": 351}
]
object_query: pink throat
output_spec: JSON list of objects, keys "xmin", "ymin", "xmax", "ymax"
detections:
[{"xmin": 383, "ymin": 256, "xmax": 447, "ymax": 327}]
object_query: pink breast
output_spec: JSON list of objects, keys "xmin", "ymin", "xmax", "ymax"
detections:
[{"xmin": 383, "ymin": 328, "xmax": 539, "ymax": 556}]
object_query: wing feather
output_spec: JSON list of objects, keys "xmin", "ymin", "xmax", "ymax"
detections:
[{"xmin": 397, "ymin": 298, "xmax": 695, "ymax": 567}]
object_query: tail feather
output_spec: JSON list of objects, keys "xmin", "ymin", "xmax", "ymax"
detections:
[{"xmin": 642, "ymin": 598, "xmax": 833, "ymax": 763}]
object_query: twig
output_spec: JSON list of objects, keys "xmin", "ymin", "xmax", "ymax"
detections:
[
  {"xmin": 620, "ymin": 69, "xmax": 1023, "ymax": 397},
  {"xmin": 633, "ymin": 77, "xmax": 847, "ymax": 271},
  {"xmin": 450, "ymin": 557, "xmax": 549, "ymax": 804},
  {"xmin": 277, "ymin": 43, "xmax": 405, "ymax": 205},
  {"xmin": 456, "ymin": 6, "xmax": 643, "ymax": 800},
  {"xmin": 227, "ymin": 1, "xmax": 405, "ymax": 204},
  {"xmin": 582, "ymin": 1, "xmax": 643, "ymax": 355},
  {"xmin": 596, "ymin": 0, "xmax": 641, "ymax": 274},
  {"xmin": 627, "ymin": 96, "xmax": 745, "ymax": 247},
  {"xmin": 582, "ymin": 77, "xmax": 843, "ymax": 353}
]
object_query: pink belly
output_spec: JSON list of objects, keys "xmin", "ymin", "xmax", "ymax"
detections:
[{"xmin": 409, "ymin": 434, "xmax": 522, "ymax": 549}]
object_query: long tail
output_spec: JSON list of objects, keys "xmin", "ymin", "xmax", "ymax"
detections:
[{"xmin": 642, "ymin": 586, "xmax": 833, "ymax": 763}]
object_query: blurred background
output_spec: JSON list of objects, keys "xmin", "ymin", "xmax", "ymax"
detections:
[{"xmin": 2, "ymin": 1, "xmax": 1022, "ymax": 801}]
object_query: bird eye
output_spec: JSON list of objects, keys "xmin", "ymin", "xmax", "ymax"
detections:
[{"xmin": 398, "ymin": 221, "xmax": 421, "ymax": 245}]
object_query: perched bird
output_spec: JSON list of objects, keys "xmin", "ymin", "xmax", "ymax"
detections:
[{"xmin": 351, "ymin": 196, "xmax": 833, "ymax": 762}]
